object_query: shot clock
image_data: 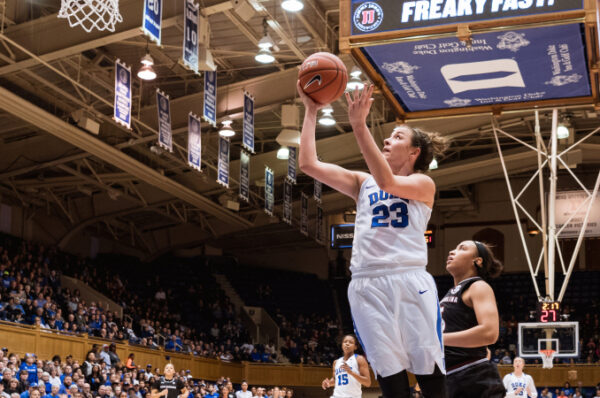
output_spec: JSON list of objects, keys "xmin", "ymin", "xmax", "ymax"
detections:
[{"xmin": 536, "ymin": 301, "xmax": 561, "ymax": 323}]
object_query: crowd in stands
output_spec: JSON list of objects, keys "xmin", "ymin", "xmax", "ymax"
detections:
[{"xmin": 0, "ymin": 348, "xmax": 294, "ymax": 398}]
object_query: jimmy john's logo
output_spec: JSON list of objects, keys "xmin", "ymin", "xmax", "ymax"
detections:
[{"xmin": 353, "ymin": 2, "xmax": 384, "ymax": 32}]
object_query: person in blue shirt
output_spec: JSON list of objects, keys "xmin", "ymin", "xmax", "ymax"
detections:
[
  {"xmin": 249, "ymin": 349, "xmax": 261, "ymax": 362},
  {"xmin": 43, "ymin": 384, "xmax": 60, "ymax": 398},
  {"xmin": 20, "ymin": 383, "xmax": 38, "ymax": 398},
  {"xmin": 164, "ymin": 337, "xmax": 181, "ymax": 352}
]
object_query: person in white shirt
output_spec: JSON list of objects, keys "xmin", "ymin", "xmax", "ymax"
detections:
[
  {"xmin": 235, "ymin": 381, "xmax": 252, "ymax": 398},
  {"xmin": 592, "ymin": 388, "xmax": 600, "ymax": 398},
  {"xmin": 502, "ymin": 358, "xmax": 537, "ymax": 397}
]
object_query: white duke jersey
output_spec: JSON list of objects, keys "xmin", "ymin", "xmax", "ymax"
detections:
[
  {"xmin": 503, "ymin": 373, "xmax": 537, "ymax": 398},
  {"xmin": 350, "ymin": 176, "xmax": 431, "ymax": 277},
  {"xmin": 333, "ymin": 354, "xmax": 362, "ymax": 398}
]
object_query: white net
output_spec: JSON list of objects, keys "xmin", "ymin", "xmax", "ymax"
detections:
[
  {"xmin": 58, "ymin": 0, "xmax": 123, "ymax": 33},
  {"xmin": 539, "ymin": 350, "xmax": 556, "ymax": 369}
]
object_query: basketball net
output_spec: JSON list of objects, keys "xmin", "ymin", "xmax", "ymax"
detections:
[
  {"xmin": 58, "ymin": 0, "xmax": 123, "ymax": 33},
  {"xmin": 539, "ymin": 349, "xmax": 555, "ymax": 369}
]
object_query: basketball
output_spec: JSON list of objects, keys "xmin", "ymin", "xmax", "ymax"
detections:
[{"xmin": 298, "ymin": 52, "xmax": 348, "ymax": 105}]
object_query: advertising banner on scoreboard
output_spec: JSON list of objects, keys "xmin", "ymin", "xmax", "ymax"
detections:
[
  {"xmin": 182, "ymin": 0, "xmax": 199, "ymax": 74},
  {"xmin": 314, "ymin": 179, "xmax": 322, "ymax": 203},
  {"xmin": 239, "ymin": 150, "xmax": 250, "ymax": 203},
  {"xmin": 287, "ymin": 146, "xmax": 297, "ymax": 184},
  {"xmin": 350, "ymin": 0, "xmax": 583, "ymax": 35},
  {"xmin": 301, "ymin": 193, "xmax": 308, "ymax": 236},
  {"xmin": 265, "ymin": 167, "xmax": 274, "ymax": 216},
  {"xmin": 114, "ymin": 60, "xmax": 131, "ymax": 129},
  {"xmin": 142, "ymin": 0, "xmax": 162, "ymax": 45},
  {"xmin": 316, "ymin": 205, "xmax": 324, "ymax": 244},
  {"xmin": 283, "ymin": 180, "xmax": 292, "ymax": 225},
  {"xmin": 203, "ymin": 70, "xmax": 217, "ymax": 127},
  {"xmin": 361, "ymin": 23, "xmax": 591, "ymax": 112},
  {"xmin": 156, "ymin": 89, "xmax": 172, "ymax": 152},
  {"xmin": 217, "ymin": 136, "xmax": 229, "ymax": 188},
  {"xmin": 188, "ymin": 112, "xmax": 202, "ymax": 171},
  {"xmin": 555, "ymin": 190, "xmax": 600, "ymax": 238},
  {"xmin": 242, "ymin": 92, "xmax": 255, "ymax": 153}
]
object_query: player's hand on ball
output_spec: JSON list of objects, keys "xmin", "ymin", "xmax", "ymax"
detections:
[
  {"xmin": 321, "ymin": 378, "xmax": 331, "ymax": 390},
  {"xmin": 345, "ymin": 84, "xmax": 374, "ymax": 127},
  {"xmin": 297, "ymin": 80, "xmax": 326, "ymax": 113}
]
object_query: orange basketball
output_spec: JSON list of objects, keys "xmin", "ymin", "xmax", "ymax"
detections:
[{"xmin": 298, "ymin": 52, "xmax": 348, "ymax": 105}]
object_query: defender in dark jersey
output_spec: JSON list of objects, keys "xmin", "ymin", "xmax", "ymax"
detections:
[
  {"xmin": 440, "ymin": 240, "xmax": 505, "ymax": 398},
  {"xmin": 150, "ymin": 364, "xmax": 188, "ymax": 398}
]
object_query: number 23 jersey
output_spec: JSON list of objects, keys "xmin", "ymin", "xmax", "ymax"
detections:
[{"xmin": 350, "ymin": 176, "xmax": 431, "ymax": 277}]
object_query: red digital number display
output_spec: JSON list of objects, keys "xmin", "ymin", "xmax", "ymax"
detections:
[{"xmin": 537, "ymin": 302, "xmax": 560, "ymax": 323}]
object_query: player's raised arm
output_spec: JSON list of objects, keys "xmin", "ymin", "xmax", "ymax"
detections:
[{"xmin": 297, "ymin": 81, "xmax": 368, "ymax": 202}]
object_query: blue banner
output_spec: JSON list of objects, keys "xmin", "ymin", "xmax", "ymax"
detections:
[
  {"xmin": 316, "ymin": 205, "xmax": 324, "ymax": 244},
  {"xmin": 314, "ymin": 179, "xmax": 322, "ymax": 203},
  {"xmin": 156, "ymin": 89, "xmax": 172, "ymax": 152},
  {"xmin": 243, "ymin": 92, "xmax": 255, "ymax": 153},
  {"xmin": 239, "ymin": 150, "xmax": 250, "ymax": 203},
  {"xmin": 203, "ymin": 70, "xmax": 217, "ymax": 127},
  {"xmin": 361, "ymin": 23, "xmax": 591, "ymax": 112},
  {"xmin": 217, "ymin": 137, "xmax": 230, "ymax": 188},
  {"xmin": 287, "ymin": 146, "xmax": 297, "ymax": 184},
  {"xmin": 350, "ymin": 0, "xmax": 583, "ymax": 35},
  {"xmin": 187, "ymin": 112, "xmax": 202, "ymax": 171},
  {"xmin": 283, "ymin": 180, "xmax": 292, "ymax": 226},
  {"xmin": 182, "ymin": 0, "xmax": 199, "ymax": 74},
  {"xmin": 301, "ymin": 193, "xmax": 308, "ymax": 236},
  {"xmin": 113, "ymin": 60, "xmax": 131, "ymax": 129},
  {"xmin": 142, "ymin": 0, "xmax": 162, "ymax": 45},
  {"xmin": 265, "ymin": 167, "xmax": 274, "ymax": 216}
]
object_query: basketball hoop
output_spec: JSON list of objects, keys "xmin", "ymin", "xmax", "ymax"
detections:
[
  {"xmin": 539, "ymin": 349, "xmax": 556, "ymax": 369},
  {"xmin": 58, "ymin": 0, "xmax": 123, "ymax": 33}
]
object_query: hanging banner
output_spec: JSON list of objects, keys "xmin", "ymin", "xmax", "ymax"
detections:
[
  {"xmin": 316, "ymin": 205, "xmax": 324, "ymax": 244},
  {"xmin": 217, "ymin": 137, "xmax": 230, "ymax": 187},
  {"xmin": 265, "ymin": 167, "xmax": 274, "ymax": 216},
  {"xmin": 239, "ymin": 150, "xmax": 250, "ymax": 203},
  {"xmin": 287, "ymin": 146, "xmax": 297, "ymax": 184},
  {"xmin": 314, "ymin": 179, "xmax": 322, "ymax": 203},
  {"xmin": 187, "ymin": 112, "xmax": 202, "ymax": 171},
  {"xmin": 182, "ymin": 0, "xmax": 199, "ymax": 74},
  {"xmin": 555, "ymin": 190, "xmax": 600, "ymax": 238},
  {"xmin": 283, "ymin": 180, "xmax": 292, "ymax": 225},
  {"xmin": 242, "ymin": 92, "xmax": 255, "ymax": 153},
  {"xmin": 142, "ymin": 0, "xmax": 162, "ymax": 45},
  {"xmin": 203, "ymin": 70, "xmax": 217, "ymax": 127},
  {"xmin": 301, "ymin": 193, "xmax": 308, "ymax": 236},
  {"xmin": 113, "ymin": 59, "xmax": 131, "ymax": 129},
  {"xmin": 156, "ymin": 89, "xmax": 173, "ymax": 152}
]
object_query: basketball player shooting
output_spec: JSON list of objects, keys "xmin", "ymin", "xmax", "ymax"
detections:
[{"xmin": 298, "ymin": 82, "xmax": 448, "ymax": 398}]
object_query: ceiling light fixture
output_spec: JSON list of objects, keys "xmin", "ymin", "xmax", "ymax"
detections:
[
  {"xmin": 557, "ymin": 124, "xmax": 570, "ymax": 139},
  {"xmin": 281, "ymin": 0, "xmax": 304, "ymax": 12},
  {"xmin": 218, "ymin": 119, "xmax": 235, "ymax": 137},
  {"xmin": 256, "ymin": 19, "xmax": 275, "ymax": 64},
  {"xmin": 318, "ymin": 107, "xmax": 335, "ymax": 126},
  {"xmin": 137, "ymin": 53, "xmax": 156, "ymax": 81},
  {"xmin": 346, "ymin": 66, "xmax": 364, "ymax": 91},
  {"xmin": 277, "ymin": 146, "xmax": 290, "ymax": 159},
  {"xmin": 429, "ymin": 158, "xmax": 438, "ymax": 170}
]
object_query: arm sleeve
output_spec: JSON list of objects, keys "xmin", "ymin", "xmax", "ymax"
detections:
[{"xmin": 526, "ymin": 375, "xmax": 537, "ymax": 398}]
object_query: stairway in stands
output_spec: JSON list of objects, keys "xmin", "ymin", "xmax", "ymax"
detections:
[{"xmin": 214, "ymin": 273, "xmax": 246, "ymax": 312}]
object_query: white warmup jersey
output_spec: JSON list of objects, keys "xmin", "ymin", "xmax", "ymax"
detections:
[
  {"xmin": 332, "ymin": 354, "xmax": 362, "ymax": 398},
  {"xmin": 503, "ymin": 373, "xmax": 537, "ymax": 398},
  {"xmin": 350, "ymin": 176, "xmax": 431, "ymax": 277},
  {"xmin": 347, "ymin": 176, "xmax": 445, "ymax": 377}
]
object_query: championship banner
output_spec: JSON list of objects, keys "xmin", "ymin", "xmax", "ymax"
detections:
[
  {"xmin": 217, "ymin": 136, "xmax": 230, "ymax": 187},
  {"xmin": 182, "ymin": 0, "xmax": 199, "ymax": 74},
  {"xmin": 242, "ymin": 92, "xmax": 255, "ymax": 153},
  {"xmin": 316, "ymin": 205, "xmax": 324, "ymax": 244},
  {"xmin": 314, "ymin": 179, "xmax": 322, "ymax": 203},
  {"xmin": 283, "ymin": 180, "xmax": 292, "ymax": 225},
  {"xmin": 239, "ymin": 150, "xmax": 250, "ymax": 203},
  {"xmin": 287, "ymin": 146, "xmax": 297, "ymax": 184},
  {"xmin": 203, "ymin": 70, "xmax": 217, "ymax": 127},
  {"xmin": 113, "ymin": 59, "xmax": 131, "ymax": 129},
  {"xmin": 156, "ymin": 89, "xmax": 173, "ymax": 152},
  {"xmin": 265, "ymin": 167, "xmax": 274, "ymax": 216},
  {"xmin": 350, "ymin": 0, "xmax": 584, "ymax": 35},
  {"xmin": 361, "ymin": 23, "xmax": 590, "ymax": 112},
  {"xmin": 301, "ymin": 193, "xmax": 308, "ymax": 236},
  {"xmin": 555, "ymin": 190, "xmax": 600, "ymax": 238},
  {"xmin": 187, "ymin": 112, "xmax": 202, "ymax": 171},
  {"xmin": 142, "ymin": 0, "xmax": 162, "ymax": 45}
]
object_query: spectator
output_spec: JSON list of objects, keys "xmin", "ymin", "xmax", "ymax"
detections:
[
  {"xmin": 19, "ymin": 355, "xmax": 37, "ymax": 386},
  {"xmin": 235, "ymin": 382, "xmax": 251, "ymax": 398},
  {"xmin": 125, "ymin": 355, "xmax": 136, "ymax": 371}
]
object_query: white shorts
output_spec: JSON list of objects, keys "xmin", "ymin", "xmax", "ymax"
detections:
[{"xmin": 348, "ymin": 268, "xmax": 445, "ymax": 378}]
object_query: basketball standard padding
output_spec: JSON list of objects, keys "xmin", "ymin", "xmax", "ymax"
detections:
[{"xmin": 298, "ymin": 52, "xmax": 348, "ymax": 105}]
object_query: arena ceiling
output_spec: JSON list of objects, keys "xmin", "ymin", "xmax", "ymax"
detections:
[{"xmin": 0, "ymin": 0, "xmax": 599, "ymax": 259}]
